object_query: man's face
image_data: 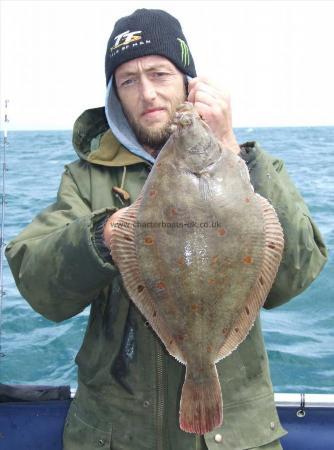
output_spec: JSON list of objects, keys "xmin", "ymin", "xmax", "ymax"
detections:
[{"xmin": 114, "ymin": 55, "xmax": 187, "ymax": 154}]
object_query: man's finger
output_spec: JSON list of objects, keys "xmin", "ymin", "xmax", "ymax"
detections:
[
  {"xmin": 189, "ymin": 90, "xmax": 216, "ymax": 108},
  {"xmin": 188, "ymin": 83, "xmax": 216, "ymax": 104}
]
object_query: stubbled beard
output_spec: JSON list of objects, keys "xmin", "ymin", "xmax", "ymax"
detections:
[
  {"xmin": 125, "ymin": 112, "xmax": 173, "ymax": 154},
  {"xmin": 120, "ymin": 85, "xmax": 187, "ymax": 156}
]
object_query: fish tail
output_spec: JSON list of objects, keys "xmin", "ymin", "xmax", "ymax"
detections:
[{"xmin": 179, "ymin": 363, "xmax": 223, "ymax": 434}]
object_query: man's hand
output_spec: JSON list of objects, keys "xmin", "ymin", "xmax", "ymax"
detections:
[{"xmin": 187, "ymin": 77, "xmax": 240, "ymax": 155}]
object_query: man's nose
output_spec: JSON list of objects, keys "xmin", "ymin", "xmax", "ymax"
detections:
[{"xmin": 139, "ymin": 77, "xmax": 157, "ymax": 102}]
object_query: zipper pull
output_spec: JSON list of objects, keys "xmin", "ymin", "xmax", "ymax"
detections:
[{"xmin": 112, "ymin": 186, "xmax": 130, "ymax": 204}]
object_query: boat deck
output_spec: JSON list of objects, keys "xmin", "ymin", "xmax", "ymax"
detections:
[{"xmin": 0, "ymin": 393, "xmax": 333, "ymax": 449}]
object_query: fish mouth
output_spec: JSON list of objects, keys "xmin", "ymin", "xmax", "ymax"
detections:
[{"xmin": 172, "ymin": 102, "xmax": 202, "ymax": 129}]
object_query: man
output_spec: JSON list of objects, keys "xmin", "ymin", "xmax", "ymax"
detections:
[{"xmin": 6, "ymin": 9, "xmax": 327, "ymax": 450}]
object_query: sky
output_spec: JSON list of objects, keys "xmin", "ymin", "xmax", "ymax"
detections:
[{"xmin": 1, "ymin": 0, "xmax": 334, "ymax": 130}]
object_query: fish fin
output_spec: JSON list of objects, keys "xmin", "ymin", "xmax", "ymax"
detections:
[
  {"xmin": 109, "ymin": 196, "xmax": 186, "ymax": 364},
  {"xmin": 180, "ymin": 364, "xmax": 222, "ymax": 434},
  {"xmin": 216, "ymin": 194, "xmax": 284, "ymax": 360}
]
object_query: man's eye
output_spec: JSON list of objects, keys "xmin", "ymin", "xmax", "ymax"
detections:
[
  {"xmin": 150, "ymin": 72, "xmax": 170, "ymax": 80},
  {"xmin": 121, "ymin": 78, "xmax": 135, "ymax": 87}
]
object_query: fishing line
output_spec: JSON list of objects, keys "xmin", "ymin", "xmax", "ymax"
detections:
[{"xmin": 0, "ymin": 99, "xmax": 9, "ymax": 358}]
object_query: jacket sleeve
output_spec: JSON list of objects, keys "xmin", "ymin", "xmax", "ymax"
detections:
[
  {"xmin": 5, "ymin": 166, "xmax": 118, "ymax": 322},
  {"xmin": 240, "ymin": 142, "xmax": 328, "ymax": 309}
]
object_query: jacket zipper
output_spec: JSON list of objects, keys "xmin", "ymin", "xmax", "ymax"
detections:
[{"xmin": 155, "ymin": 337, "xmax": 165, "ymax": 450}]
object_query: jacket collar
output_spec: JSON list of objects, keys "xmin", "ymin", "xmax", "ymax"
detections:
[{"xmin": 72, "ymin": 106, "xmax": 149, "ymax": 168}]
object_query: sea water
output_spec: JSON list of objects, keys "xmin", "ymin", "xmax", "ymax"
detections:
[{"xmin": 0, "ymin": 126, "xmax": 333, "ymax": 393}]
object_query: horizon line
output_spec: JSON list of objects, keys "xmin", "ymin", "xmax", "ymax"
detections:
[{"xmin": 1, "ymin": 124, "xmax": 334, "ymax": 133}]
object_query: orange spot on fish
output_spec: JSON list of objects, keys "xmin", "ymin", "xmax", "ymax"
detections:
[
  {"xmin": 149, "ymin": 190, "xmax": 157, "ymax": 198},
  {"xmin": 208, "ymin": 278, "xmax": 217, "ymax": 285},
  {"xmin": 123, "ymin": 235, "xmax": 133, "ymax": 242},
  {"xmin": 144, "ymin": 236, "xmax": 154, "ymax": 245},
  {"xmin": 192, "ymin": 304, "xmax": 203, "ymax": 314},
  {"xmin": 222, "ymin": 327, "xmax": 229, "ymax": 336},
  {"xmin": 243, "ymin": 255, "xmax": 253, "ymax": 264},
  {"xmin": 169, "ymin": 339, "xmax": 174, "ymax": 345},
  {"xmin": 155, "ymin": 162, "xmax": 162, "ymax": 169},
  {"xmin": 268, "ymin": 242, "xmax": 276, "ymax": 249},
  {"xmin": 245, "ymin": 197, "xmax": 250, "ymax": 203},
  {"xmin": 177, "ymin": 256, "xmax": 185, "ymax": 267},
  {"xmin": 218, "ymin": 228, "xmax": 226, "ymax": 236},
  {"xmin": 207, "ymin": 344, "xmax": 213, "ymax": 353},
  {"xmin": 235, "ymin": 327, "xmax": 239, "ymax": 333},
  {"xmin": 167, "ymin": 306, "xmax": 177, "ymax": 316},
  {"xmin": 137, "ymin": 285, "xmax": 145, "ymax": 293},
  {"xmin": 211, "ymin": 255, "xmax": 219, "ymax": 266},
  {"xmin": 170, "ymin": 207, "xmax": 177, "ymax": 216},
  {"xmin": 175, "ymin": 334, "xmax": 184, "ymax": 342},
  {"xmin": 156, "ymin": 281, "xmax": 166, "ymax": 290},
  {"xmin": 245, "ymin": 306, "xmax": 250, "ymax": 315},
  {"xmin": 259, "ymin": 276, "xmax": 264, "ymax": 286},
  {"xmin": 153, "ymin": 310, "xmax": 157, "ymax": 317}
]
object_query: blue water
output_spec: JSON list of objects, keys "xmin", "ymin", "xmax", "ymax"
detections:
[{"xmin": 0, "ymin": 127, "xmax": 333, "ymax": 393}]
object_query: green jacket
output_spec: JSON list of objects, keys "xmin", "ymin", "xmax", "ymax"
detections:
[{"xmin": 5, "ymin": 107, "xmax": 327, "ymax": 450}]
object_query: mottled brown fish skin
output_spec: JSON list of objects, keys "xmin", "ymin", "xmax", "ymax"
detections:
[
  {"xmin": 136, "ymin": 104, "xmax": 263, "ymax": 360},
  {"xmin": 110, "ymin": 102, "xmax": 284, "ymax": 434}
]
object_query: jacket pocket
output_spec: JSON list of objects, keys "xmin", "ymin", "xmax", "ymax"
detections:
[{"xmin": 63, "ymin": 404, "xmax": 113, "ymax": 450}]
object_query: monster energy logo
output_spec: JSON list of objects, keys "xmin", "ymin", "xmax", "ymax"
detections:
[{"xmin": 177, "ymin": 38, "xmax": 190, "ymax": 67}]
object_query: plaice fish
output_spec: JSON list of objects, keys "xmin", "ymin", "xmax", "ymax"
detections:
[{"xmin": 110, "ymin": 102, "xmax": 284, "ymax": 435}]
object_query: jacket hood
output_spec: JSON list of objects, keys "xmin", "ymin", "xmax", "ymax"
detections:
[
  {"xmin": 72, "ymin": 77, "xmax": 156, "ymax": 168},
  {"xmin": 72, "ymin": 105, "xmax": 150, "ymax": 168},
  {"xmin": 105, "ymin": 77, "xmax": 156, "ymax": 165}
]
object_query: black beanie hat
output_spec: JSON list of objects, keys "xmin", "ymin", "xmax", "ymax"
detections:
[{"xmin": 105, "ymin": 9, "xmax": 196, "ymax": 85}]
